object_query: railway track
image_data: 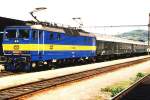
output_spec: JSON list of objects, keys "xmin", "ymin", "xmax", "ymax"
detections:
[
  {"xmin": 112, "ymin": 74, "xmax": 150, "ymax": 100},
  {"xmin": 0, "ymin": 57, "xmax": 149, "ymax": 100}
]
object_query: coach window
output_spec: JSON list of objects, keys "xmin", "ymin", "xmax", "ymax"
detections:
[{"xmin": 49, "ymin": 33, "xmax": 54, "ymax": 40}]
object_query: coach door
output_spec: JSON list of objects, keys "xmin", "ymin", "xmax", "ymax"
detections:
[{"xmin": 32, "ymin": 30, "xmax": 44, "ymax": 56}]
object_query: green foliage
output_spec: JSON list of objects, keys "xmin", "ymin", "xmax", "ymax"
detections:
[
  {"xmin": 136, "ymin": 72, "xmax": 145, "ymax": 78},
  {"xmin": 133, "ymin": 72, "xmax": 145, "ymax": 82},
  {"xmin": 101, "ymin": 87, "xmax": 124, "ymax": 97}
]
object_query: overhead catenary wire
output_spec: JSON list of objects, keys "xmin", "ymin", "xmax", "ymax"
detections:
[{"xmin": 82, "ymin": 25, "xmax": 148, "ymax": 28}]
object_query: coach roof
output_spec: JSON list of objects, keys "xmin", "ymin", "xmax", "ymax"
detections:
[{"xmin": 95, "ymin": 33, "xmax": 147, "ymax": 45}]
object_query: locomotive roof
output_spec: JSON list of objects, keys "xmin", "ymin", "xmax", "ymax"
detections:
[
  {"xmin": 95, "ymin": 33, "xmax": 147, "ymax": 45},
  {"xmin": 31, "ymin": 25, "xmax": 95, "ymax": 37},
  {"xmin": 6, "ymin": 25, "xmax": 95, "ymax": 37}
]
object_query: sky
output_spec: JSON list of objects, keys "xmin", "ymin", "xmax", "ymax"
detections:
[{"xmin": 0, "ymin": 0, "xmax": 150, "ymax": 34}]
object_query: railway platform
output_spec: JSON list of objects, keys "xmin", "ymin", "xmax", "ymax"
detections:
[{"xmin": 0, "ymin": 55, "xmax": 149, "ymax": 91}]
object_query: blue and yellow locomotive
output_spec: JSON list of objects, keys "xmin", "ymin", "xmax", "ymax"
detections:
[{"xmin": 2, "ymin": 24, "xmax": 96, "ymax": 71}]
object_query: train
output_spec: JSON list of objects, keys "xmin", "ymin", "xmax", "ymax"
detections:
[{"xmin": 2, "ymin": 23, "xmax": 148, "ymax": 71}]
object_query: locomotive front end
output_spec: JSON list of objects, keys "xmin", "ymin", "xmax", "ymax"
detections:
[{"xmin": 3, "ymin": 26, "xmax": 32, "ymax": 71}]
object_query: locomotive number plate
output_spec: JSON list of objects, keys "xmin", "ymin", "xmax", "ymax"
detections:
[
  {"xmin": 49, "ymin": 45, "xmax": 53, "ymax": 50},
  {"xmin": 14, "ymin": 45, "xmax": 19, "ymax": 50},
  {"xmin": 13, "ymin": 45, "xmax": 21, "ymax": 54}
]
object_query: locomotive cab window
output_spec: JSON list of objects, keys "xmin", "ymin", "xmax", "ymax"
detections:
[
  {"xmin": 5, "ymin": 29, "xmax": 16, "ymax": 39},
  {"xmin": 18, "ymin": 29, "xmax": 30, "ymax": 39}
]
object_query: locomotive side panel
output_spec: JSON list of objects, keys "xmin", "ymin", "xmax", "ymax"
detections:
[{"xmin": 42, "ymin": 31, "xmax": 96, "ymax": 60}]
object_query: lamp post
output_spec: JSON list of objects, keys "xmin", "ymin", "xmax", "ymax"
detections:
[{"xmin": 30, "ymin": 7, "xmax": 47, "ymax": 23}]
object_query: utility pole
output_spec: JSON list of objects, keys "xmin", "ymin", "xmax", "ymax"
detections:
[{"xmin": 148, "ymin": 13, "xmax": 150, "ymax": 55}]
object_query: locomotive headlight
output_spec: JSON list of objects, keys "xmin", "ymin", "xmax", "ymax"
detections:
[
  {"xmin": 32, "ymin": 63, "xmax": 36, "ymax": 68},
  {"xmin": 44, "ymin": 62, "xmax": 47, "ymax": 64}
]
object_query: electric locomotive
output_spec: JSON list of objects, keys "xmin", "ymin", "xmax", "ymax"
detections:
[{"xmin": 2, "ymin": 24, "xmax": 96, "ymax": 71}]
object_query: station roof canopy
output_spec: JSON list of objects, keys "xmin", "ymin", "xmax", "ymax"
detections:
[{"xmin": 0, "ymin": 16, "xmax": 26, "ymax": 31}]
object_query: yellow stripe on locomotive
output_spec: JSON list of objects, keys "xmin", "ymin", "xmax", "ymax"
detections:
[{"xmin": 3, "ymin": 44, "xmax": 96, "ymax": 51}]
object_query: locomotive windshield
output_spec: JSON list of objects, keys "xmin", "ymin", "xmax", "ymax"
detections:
[
  {"xmin": 5, "ymin": 29, "xmax": 16, "ymax": 39},
  {"xmin": 18, "ymin": 29, "xmax": 30, "ymax": 39},
  {"xmin": 5, "ymin": 29, "xmax": 30, "ymax": 39}
]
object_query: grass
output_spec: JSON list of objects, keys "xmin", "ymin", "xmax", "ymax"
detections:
[
  {"xmin": 101, "ymin": 86, "xmax": 124, "ymax": 97},
  {"xmin": 101, "ymin": 80, "xmax": 130, "ymax": 97}
]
